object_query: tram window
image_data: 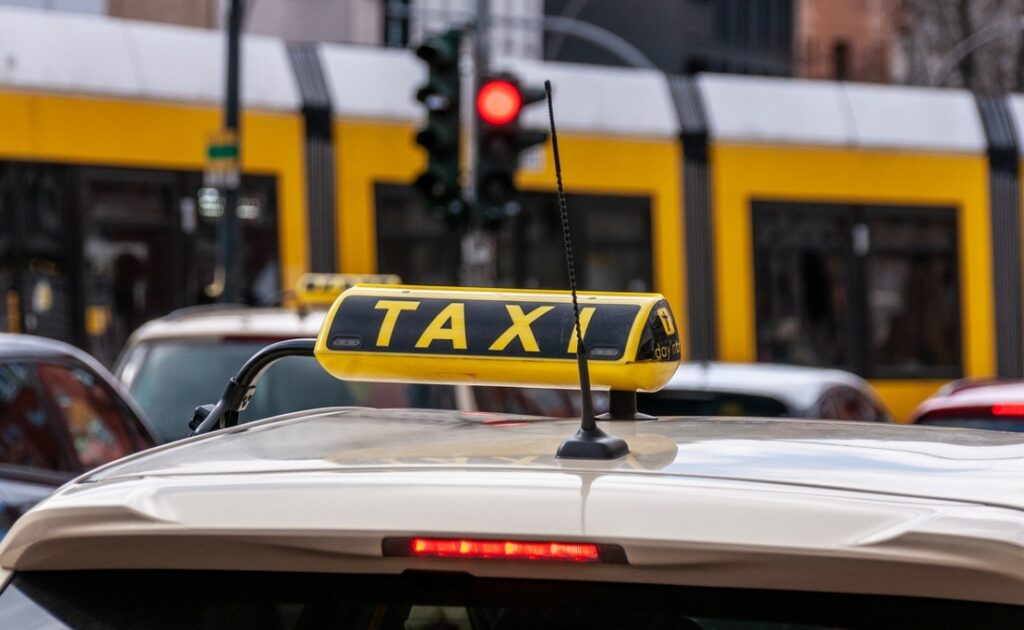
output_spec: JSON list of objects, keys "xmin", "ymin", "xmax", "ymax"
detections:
[
  {"xmin": 503, "ymin": 192, "xmax": 653, "ymax": 291},
  {"xmin": 753, "ymin": 202, "xmax": 961, "ymax": 379},
  {"xmin": 0, "ymin": 163, "xmax": 75, "ymax": 342},
  {"xmin": 753, "ymin": 206, "xmax": 851, "ymax": 369},
  {"xmin": 190, "ymin": 175, "xmax": 280, "ymax": 306},
  {"xmin": 373, "ymin": 185, "xmax": 653, "ymax": 293},
  {"xmin": 375, "ymin": 184, "xmax": 460, "ymax": 285}
]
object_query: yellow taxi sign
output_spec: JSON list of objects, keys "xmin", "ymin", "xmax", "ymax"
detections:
[
  {"xmin": 295, "ymin": 273, "xmax": 402, "ymax": 306},
  {"xmin": 315, "ymin": 285, "xmax": 680, "ymax": 392}
]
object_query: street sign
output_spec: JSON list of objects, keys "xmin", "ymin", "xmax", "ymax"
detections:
[{"xmin": 204, "ymin": 131, "xmax": 240, "ymax": 189}]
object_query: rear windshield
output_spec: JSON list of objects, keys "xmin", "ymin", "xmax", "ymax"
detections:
[
  {"xmin": 917, "ymin": 417, "xmax": 1024, "ymax": 432},
  {"xmin": 127, "ymin": 341, "xmax": 456, "ymax": 442},
  {"xmin": 0, "ymin": 570, "xmax": 1018, "ymax": 629},
  {"xmin": 637, "ymin": 390, "xmax": 790, "ymax": 418}
]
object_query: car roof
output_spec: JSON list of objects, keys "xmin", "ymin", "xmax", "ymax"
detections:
[
  {"xmin": 5, "ymin": 410, "xmax": 1024, "ymax": 605},
  {"xmin": 660, "ymin": 362, "xmax": 873, "ymax": 412},
  {"xmin": 911, "ymin": 380, "xmax": 1024, "ymax": 421},
  {"xmin": 0, "ymin": 333, "xmax": 159, "ymax": 441},
  {"xmin": 0, "ymin": 332, "xmax": 87, "ymax": 360},
  {"xmin": 125, "ymin": 305, "xmax": 327, "ymax": 343}
]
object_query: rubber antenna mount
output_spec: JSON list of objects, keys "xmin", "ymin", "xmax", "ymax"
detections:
[
  {"xmin": 545, "ymin": 78, "xmax": 629, "ymax": 460},
  {"xmin": 556, "ymin": 427, "xmax": 629, "ymax": 459}
]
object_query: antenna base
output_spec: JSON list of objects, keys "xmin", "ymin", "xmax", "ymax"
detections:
[
  {"xmin": 597, "ymin": 390, "xmax": 655, "ymax": 421},
  {"xmin": 556, "ymin": 426, "xmax": 629, "ymax": 460}
]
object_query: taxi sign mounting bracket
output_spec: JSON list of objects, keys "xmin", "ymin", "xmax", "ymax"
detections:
[
  {"xmin": 545, "ymin": 79, "xmax": 628, "ymax": 460},
  {"xmin": 189, "ymin": 338, "xmax": 317, "ymax": 435},
  {"xmin": 598, "ymin": 390, "xmax": 654, "ymax": 421}
]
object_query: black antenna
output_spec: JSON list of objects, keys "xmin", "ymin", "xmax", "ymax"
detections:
[{"xmin": 546, "ymin": 80, "xmax": 628, "ymax": 460}]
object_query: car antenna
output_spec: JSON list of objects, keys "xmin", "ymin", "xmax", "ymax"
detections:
[{"xmin": 546, "ymin": 80, "xmax": 629, "ymax": 460}]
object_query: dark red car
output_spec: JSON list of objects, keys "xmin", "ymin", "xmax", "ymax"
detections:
[{"xmin": 909, "ymin": 380, "xmax": 1024, "ymax": 432}]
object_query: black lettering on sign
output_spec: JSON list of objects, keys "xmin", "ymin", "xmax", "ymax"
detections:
[{"xmin": 325, "ymin": 296, "xmax": 642, "ymax": 360}]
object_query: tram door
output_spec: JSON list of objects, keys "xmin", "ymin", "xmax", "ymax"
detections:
[
  {"xmin": 78, "ymin": 169, "xmax": 181, "ymax": 365},
  {"xmin": 0, "ymin": 164, "xmax": 78, "ymax": 344}
]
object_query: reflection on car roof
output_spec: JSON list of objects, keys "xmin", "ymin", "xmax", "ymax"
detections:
[{"xmin": 88, "ymin": 410, "xmax": 1024, "ymax": 510}]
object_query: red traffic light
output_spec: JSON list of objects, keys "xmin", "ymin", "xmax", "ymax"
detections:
[{"xmin": 477, "ymin": 80, "xmax": 522, "ymax": 125}]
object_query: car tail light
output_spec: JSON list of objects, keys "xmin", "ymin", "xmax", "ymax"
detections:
[
  {"xmin": 383, "ymin": 537, "xmax": 626, "ymax": 563},
  {"xmin": 991, "ymin": 403, "xmax": 1024, "ymax": 416}
]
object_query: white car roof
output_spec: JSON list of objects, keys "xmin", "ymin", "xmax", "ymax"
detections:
[
  {"xmin": 662, "ymin": 362, "xmax": 875, "ymax": 413},
  {"xmin": 4, "ymin": 410, "xmax": 1024, "ymax": 605},
  {"xmin": 125, "ymin": 306, "xmax": 327, "ymax": 343}
]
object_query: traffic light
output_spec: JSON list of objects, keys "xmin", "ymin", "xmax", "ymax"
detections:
[
  {"xmin": 475, "ymin": 75, "xmax": 548, "ymax": 226},
  {"xmin": 413, "ymin": 30, "xmax": 463, "ymax": 222}
]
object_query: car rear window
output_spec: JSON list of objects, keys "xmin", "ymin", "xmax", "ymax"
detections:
[
  {"xmin": 127, "ymin": 341, "xmax": 456, "ymax": 442},
  {"xmin": 0, "ymin": 570, "xmax": 1019, "ymax": 629},
  {"xmin": 637, "ymin": 390, "xmax": 790, "ymax": 418}
]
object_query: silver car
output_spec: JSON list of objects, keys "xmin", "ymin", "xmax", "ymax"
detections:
[{"xmin": 637, "ymin": 362, "xmax": 892, "ymax": 422}]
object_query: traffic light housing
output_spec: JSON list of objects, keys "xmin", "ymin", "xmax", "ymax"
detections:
[
  {"xmin": 475, "ymin": 75, "xmax": 548, "ymax": 227},
  {"xmin": 413, "ymin": 30, "xmax": 463, "ymax": 222}
]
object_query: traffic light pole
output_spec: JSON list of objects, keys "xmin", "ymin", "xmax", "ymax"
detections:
[
  {"xmin": 218, "ymin": 0, "xmax": 244, "ymax": 303},
  {"xmin": 460, "ymin": 0, "xmax": 499, "ymax": 287}
]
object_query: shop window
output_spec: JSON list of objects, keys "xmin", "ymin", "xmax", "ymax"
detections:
[{"xmin": 753, "ymin": 201, "xmax": 961, "ymax": 379}]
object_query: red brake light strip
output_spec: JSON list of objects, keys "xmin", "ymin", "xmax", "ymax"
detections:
[
  {"xmin": 384, "ymin": 537, "xmax": 610, "ymax": 563},
  {"xmin": 992, "ymin": 403, "xmax": 1024, "ymax": 416}
]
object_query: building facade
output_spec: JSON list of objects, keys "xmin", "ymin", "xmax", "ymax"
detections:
[
  {"xmin": 544, "ymin": 0, "xmax": 794, "ymax": 76},
  {"xmin": 796, "ymin": 0, "xmax": 895, "ymax": 82}
]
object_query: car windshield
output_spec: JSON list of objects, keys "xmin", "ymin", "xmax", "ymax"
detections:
[
  {"xmin": 127, "ymin": 341, "xmax": 456, "ymax": 442},
  {"xmin": 637, "ymin": 390, "xmax": 790, "ymax": 417},
  {"xmin": 917, "ymin": 417, "xmax": 1024, "ymax": 432},
  {"xmin": 1, "ymin": 570, "xmax": 1020, "ymax": 629}
]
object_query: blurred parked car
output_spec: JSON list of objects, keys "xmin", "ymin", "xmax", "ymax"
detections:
[
  {"xmin": 909, "ymin": 379, "xmax": 1024, "ymax": 432},
  {"xmin": 0, "ymin": 333, "xmax": 157, "ymax": 533},
  {"xmin": 115, "ymin": 303, "xmax": 588, "ymax": 443},
  {"xmin": 637, "ymin": 362, "xmax": 892, "ymax": 422}
]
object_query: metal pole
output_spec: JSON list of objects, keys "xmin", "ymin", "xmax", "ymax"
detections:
[
  {"xmin": 219, "ymin": 0, "xmax": 244, "ymax": 303},
  {"xmin": 460, "ymin": 0, "xmax": 498, "ymax": 287}
]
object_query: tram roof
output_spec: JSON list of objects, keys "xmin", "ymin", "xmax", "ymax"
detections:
[
  {"xmin": 699, "ymin": 73, "xmax": 987, "ymax": 153},
  {"xmin": 317, "ymin": 43, "xmax": 682, "ymax": 138},
  {"xmin": 0, "ymin": 5, "xmax": 300, "ymax": 111},
  {"xmin": 0, "ymin": 5, "xmax": 1007, "ymax": 152}
]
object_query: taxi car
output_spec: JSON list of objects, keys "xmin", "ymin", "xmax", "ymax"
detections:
[
  {"xmin": 909, "ymin": 379, "xmax": 1024, "ymax": 432},
  {"xmin": 116, "ymin": 275, "xmax": 586, "ymax": 442},
  {"xmin": 637, "ymin": 361, "xmax": 892, "ymax": 421},
  {"xmin": 0, "ymin": 333, "xmax": 156, "ymax": 534},
  {"xmin": 0, "ymin": 285, "xmax": 1021, "ymax": 627}
]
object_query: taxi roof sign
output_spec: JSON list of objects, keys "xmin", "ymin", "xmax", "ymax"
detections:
[
  {"xmin": 295, "ymin": 273, "xmax": 402, "ymax": 306},
  {"xmin": 314, "ymin": 285, "xmax": 680, "ymax": 392}
]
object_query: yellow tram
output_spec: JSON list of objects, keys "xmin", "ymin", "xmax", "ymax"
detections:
[{"xmin": 2, "ymin": 6, "xmax": 1021, "ymax": 419}]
